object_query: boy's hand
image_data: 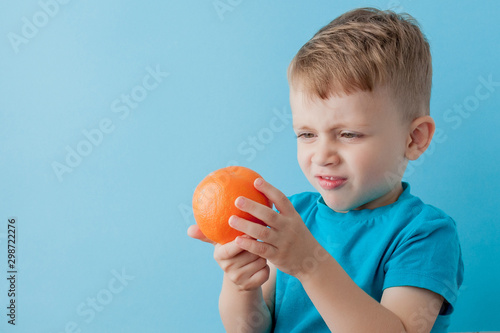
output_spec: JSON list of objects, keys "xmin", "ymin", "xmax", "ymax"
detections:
[
  {"xmin": 228, "ymin": 178, "xmax": 323, "ymax": 278},
  {"xmin": 188, "ymin": 225, "xmax": 270, "ymax": 291},
  {"xmin": 214, "ymin": 239, "xmax": 270, "ymax": 291}
]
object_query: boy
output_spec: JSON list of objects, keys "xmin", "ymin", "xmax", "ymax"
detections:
[{"xmin": 189, "ymin": 7, "xmax": 463, "ymax": 332}]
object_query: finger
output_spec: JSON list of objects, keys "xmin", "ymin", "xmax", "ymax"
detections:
[
  {"xmin": 187, "ymin": 225, "xmax": 216, "ymax": 245},
  {"xmin": 217, "ymin": 247, "xmax": 257, "ymax": 273},
  {"xmin": 229, "ymin": 215, "xmax": 274, "ymax": 243},
  {"xmin": 235, "ymin": 235, "xmax": 277, "ymax": 260},
  {"xmin": 234, "ymin": 195, "xmax": 280, "ymax": 228},
  {"xmin": 213, "ymin": 239, "xmax": 246, "ymax": 261},
  {"xmin": 239, "ymin": 264, "xmax": 271, "ymax": 291},
  {"xmin": 243, "ymin": 258, "xmax": 269, "ymax": 284},
  {"xmin": 254, "ymin": 178, "xmax": 296, "ymax": 215},
  {"xmin": 249, "ymin": 264, "xmax": 271, "ymax": 287},
  {"xmin": 228, "ymin": 257, "xmax": 270, "ymax": 288},
  {"xmin": 231, "ymin": 250, "xmax": 264, "ymax": 269},
  {"xmin": 236, "ymin": 256, "xmax": 268, "ymax": 279}
]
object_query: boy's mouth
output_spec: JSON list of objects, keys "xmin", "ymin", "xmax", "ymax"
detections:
[{"xmin": 316, "ymin": 176, "xmax": 347, "ymax": 190}]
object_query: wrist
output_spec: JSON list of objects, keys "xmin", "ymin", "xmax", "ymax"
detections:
[{"xmin": 295, "ymin": 244, "xmax": 332, "ymax": 282}]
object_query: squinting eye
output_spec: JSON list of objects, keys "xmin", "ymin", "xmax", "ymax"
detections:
[
  {"xmin": 341, "ymin": 132, "xmax": 362, "ymax": 139},
  {"xmin": 297, "ymin": 133, "xmax": 315, "ymax": 139}
]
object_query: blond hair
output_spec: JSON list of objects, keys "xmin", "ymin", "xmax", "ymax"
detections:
[{"xmin": 288, "ymin": 7, "xmax": 432, "ymax": 122}]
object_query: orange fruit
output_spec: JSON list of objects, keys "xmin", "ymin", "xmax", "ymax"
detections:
[{"xmin": 192, "ymin": 166, "xmax": 272, "ymax": 244}]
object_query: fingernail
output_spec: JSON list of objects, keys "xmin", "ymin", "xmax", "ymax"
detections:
[
  {"xmin": 229, "ymin": 216, "xmax": 237, "ymax": 227},
  {"xmin": 235, "ymin": 196, "xmax": 245, "ymax": 207},
  {"xmin": 255, "ymin": 178, "xmax": 263, "ymax": 187}
]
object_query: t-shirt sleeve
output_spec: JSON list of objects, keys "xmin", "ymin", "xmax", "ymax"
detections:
[{"xmin": 383, "ymin": 216, "xmax": 464, "ymax": 314}]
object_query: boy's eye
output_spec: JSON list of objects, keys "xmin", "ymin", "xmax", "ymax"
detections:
[
  {"xmin": 340, "ymin": 132, "xmax": 363, "ymax": 139},
  {"xmin": 297, "ymin": 133, "xmax": 315, "ymax": 139}
]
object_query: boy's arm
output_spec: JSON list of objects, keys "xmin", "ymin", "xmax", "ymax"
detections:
[
  {"xmin": 188, "ymin": 225, "xmax": 276, "ymax": 332},
  {"xmin": 229, "ymin": 179, "xmax": 443, "ymax": 333},
  {"xmin": 381, "ymin": 286, "xmax": 444, "ymax": 331},
  {"xmin": 297, "ymin": 249, "xmax": 443, "ymax": 333},
  {"xmin": 262, "ymin": 262, "xmax": 277, "ymax": 318}
]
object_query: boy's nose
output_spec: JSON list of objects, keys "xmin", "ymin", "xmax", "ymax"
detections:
[{"xmin": 311, "ymin": 141, "xmax": 341, "ymax": 167}]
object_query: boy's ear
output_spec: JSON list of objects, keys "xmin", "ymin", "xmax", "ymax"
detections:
[{"xmin": 405, "ymin": 116, "xmax": 436, "ymax": 161}]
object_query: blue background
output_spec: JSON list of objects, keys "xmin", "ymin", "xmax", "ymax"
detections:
[{"xmin": 1, "ymin": 0, "xmax": 499, "ymax": 332}]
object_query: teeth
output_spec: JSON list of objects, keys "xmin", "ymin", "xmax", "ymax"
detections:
[{"xmin": 323, "ymin": 177, "xmax": 334, "ymax": 180}]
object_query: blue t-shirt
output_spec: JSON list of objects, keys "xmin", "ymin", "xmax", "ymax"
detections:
[{"xmin": 273, "ymin": 182, "xmax": 464, "ymax": 332}]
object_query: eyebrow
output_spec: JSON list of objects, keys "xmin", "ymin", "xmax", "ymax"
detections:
[
  {"xmin": 292, "ymin": 125, "xmax": 314, "ymax": 131},
  {"xmin": 292, "ymin": 123, "xmax": 372, "ymax": 133}
]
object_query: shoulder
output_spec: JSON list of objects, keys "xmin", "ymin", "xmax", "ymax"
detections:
[
  {"xmin": 400, "ymin": 200, "xmax": 460, "ymax": 241},
  {"xmin": 390, "ymin": 185, "xmax": 459, "ymax": 238},
  {"xmin": 384, "ymin": 193, "xmax": 464, "ymax": 313}
]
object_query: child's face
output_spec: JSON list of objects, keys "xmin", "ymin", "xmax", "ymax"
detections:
[{"xmin": 290, "ymin": 85, "xmax": 410, "ymax": 212}]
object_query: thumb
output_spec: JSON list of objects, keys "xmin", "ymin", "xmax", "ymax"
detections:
[{"xmin": 187, "ymin": 224, "xmax": 216, "ymax": 245}]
